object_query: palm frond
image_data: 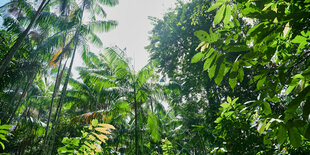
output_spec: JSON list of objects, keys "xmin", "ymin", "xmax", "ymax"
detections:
[{"xmin": 88, "ymin": 20, "xmax": 117, "ymax": 33}]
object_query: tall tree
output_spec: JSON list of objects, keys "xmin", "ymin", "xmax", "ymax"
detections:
[{"xmin": 0, "ymin": 0, "xmax": 51, "ymax": 77}]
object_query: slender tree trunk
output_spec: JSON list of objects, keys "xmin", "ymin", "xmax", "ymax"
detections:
[
  {"xmin": 134, "ymin": 81, "xmax": 139, "ymax": 155},
  {"xmin": 7, "ymin": 72, "xmax": 35, "ymax": 124},
  {"xmin": 42, "ymin": 56, "xmax": 63, "ymax": 151},
  {"xmin": 0, "ymin": 0, "xmax": 50, "ymax": 77}
]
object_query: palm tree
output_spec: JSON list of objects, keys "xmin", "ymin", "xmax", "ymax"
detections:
[
  {"xmin": 76, "ymin": 46, "xmax": 164, "ymax": 154},
  {"xmin": 0, "ymin": 0, "xmax": 52, "ymax": 77},
  {"xmin": 43, "ymin": 1, "xmax": 118, "ymax": 154}
]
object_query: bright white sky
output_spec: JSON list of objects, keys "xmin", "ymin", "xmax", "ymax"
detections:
[{"xmin": 73, "ymin": 0, "xmax": 177, "ymax": 76}]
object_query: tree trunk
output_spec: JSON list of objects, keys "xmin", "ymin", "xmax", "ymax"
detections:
[
  {"xmin": 0, "ymin": 0, "xmax": 50, "ymax": 77},
  {"xmin": 134, "ymin": 81, "xmax": 139, "ymax": 155},
  {"xmin": 42, "ymin": 56, "xmax": 63, "ymax": 151}
]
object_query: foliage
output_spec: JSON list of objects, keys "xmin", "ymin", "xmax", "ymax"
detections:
[
  {"xmin": 58, "ymin": 119, "xmax": 115, "ymax": 154},
  {"xmin": 0, "ymin": 122, "xmax": 11, "ymax": 150},
  {"xmin": 162, "ymin": 138, "xmax": 173, "ymax": 155},
  {"xmin": 1, "ymin": 0, "xmax": 310, "ymax": 154},
  {"xmin": 191, "ymin": 0, "xmax": 310, "ymax": 152}
]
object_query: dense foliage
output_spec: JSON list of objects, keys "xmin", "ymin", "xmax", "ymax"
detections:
[{"xmin": 0, "ymin": 0, "xmax": 309, "ymax": 154}]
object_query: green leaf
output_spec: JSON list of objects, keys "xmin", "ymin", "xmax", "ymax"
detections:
[
  {"xmin": 214, "ymin": 5, "xmax": 226, "ymax": 26},
  {"xmin": 194, "ymin": 30, "xmax": 210, "ymax": 42},
  {"xmin": 238, "ymin": 67, "xmax": 244, "ymax": 82},
  {"xmin": 277, "ymin": 125, "xmax": 287, "ymax": 145},
  {"xmin": 247, "ymin": 22, "xmax": 266, "ymax": 36},
  {"xmin": 288, "ymin": 125, "xmax": 302, "ymax": 148},
  {"xmin": 191, "ymin": 52, "xmax": 204, "ymax": 63},
  {"xmin": 205, "ymin": 48, "xmax": 215, "ymax": 58},
  {"xmin": 0, "ymin": 125, "xmax": 11, "ymax": 130},
  {"xmin": 291, "ymin": 35, "xmax": 307, "ymax": 43},
  {"xmin": 257, "ymin": 76, "xmax": 266, "ymax": 90},
  {"xmin": 229, "ymin": 62, "xmax": 238, "ymax": 89},
  {"xmin": 207, "ymin": 0, "xmax": 227, "ymax": 12},
  {"xmin": 0, "ymin": 142, "xmax": 4, "ymax": 150},
  {"xmin": 228, "ymin": 45, "xmax": 250, "ymax": 52},
  {"xmin": 227, "ymin": 96, "xmax": 232, "ymax": 103},
  {"xmin": 208, "ymin": 64, "xmax": 217, "ymax": 79},
  {"xmin": 91, "ymin": 119, "xmax": 98, "ymax": 127},
  {"xmin": 285, "ymin": 86, "xmax": 310, "ymax": 121},
  {"xmin": 209, "ymin": 28, "xmax": 221, "ymax": 42},
  {"xmin": 203, "ymin": 53, "xmax": 217, "ymax": 71},
  {"xmin": 220, "ymin": 102, "xmax": 230, "ymax": 108},
  {"xmin": 263, "ymin": 102, "xmax": 272, "ymax": 115},
  {"xmin": 257, "ymin": 120, "xmax": 267, "ymax": 134},
  {"xmin": 214, "ymin": 117, "xmax": 222, "ymax": 123},
  {"xmin": 0, "ymin": 130, "xmax": 8, "ymax": 134},
  {"xmin": 214, "ymin": 57, "xmax": 227, "ymax": 85},
  {"xmin": 232, "ymin": 98, "xmax": 239, "ymax": 104},
  {"xmin": 223, "ymin": 5, "xmax": 231, "ymax": 25}
]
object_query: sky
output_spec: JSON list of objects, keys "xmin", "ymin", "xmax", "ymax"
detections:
[
  {"xmin": 78, "ymin": 0, "xmax": 177, "ymax": 71},
  {"xmin": 73, "ymin": 0, "xmax": 177, "ymax": 77}
]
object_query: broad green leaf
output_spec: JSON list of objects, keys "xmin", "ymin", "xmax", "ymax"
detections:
[
  {"xmin": 224, "ymin": 111, "xmax": 234, "ymax": 117},
  {"xmin": 229, "ymin": 62, "xmax": 238, "ymax": 89},
  {"xmin": 285, "ymin": 86, "xmax": 310, "ymax": 121},
  {"xmin": 263, "ymin": 102, "xmax": 272, "ymax": 115},
  {"xmin": 232, "ymin": 97, "xmax": 239, "ymax": 104},
  {"xmin": 207, "ymin": 0, "xmax": 227, "ymax": 12},
  {"xmin": 257, "ymin": 120, "xmax": 267, "ymax": 134},
  {"xmin": 288, "ymin": 126, "xmax": 302, "ymax": 148},
  {"xmin": 214, "ymin": 57, "xmax": 226, "ymax": 85},
  {"xmin": 203, "ymin": 52, "xmax": 217, "ymax": 71},
  {"xmin": 205, "ymin": 48, "xmax": 215, "ymax": 58},
  {"xmin": 214, "ymin": 5, "xmax": 226, "ymax": 26},
  {"xmin": 285, "ymin": 85, "xmax": 297, "ymax": 94},
  {"xmin": 209, "ymin": 28, "xmax": 221, "ymax": 42},
  {"xmin": 227, "ymin": 96, "xmax": 232, "ymax": 103},
  {"xmin": 214, "ymin": 117, "xmax": 222, "ymax": 123},
  {"xmin": 208, "ymin": 64, "xmax": 217, "ymax": 79},
  {"xmin": 247, "ymin": 22, "xmax": 266, "ymax": 36},
  {"xmin": 238, "ymin": 67, "xmax": 244, "ymax": 82},
  {"xmin": 223, "ymin": 5, "xmax": 231, "ymax": 25},
  {"xmin": 297, "ymin": 41, "xmax": 307, "ymax": 54},
  {"xmin": 194, "ymin": 30, "xmax": 210, "ymax": 42},
  {"xmin": 257, "ymin": 76, "xmax": 266, "ymax": 90},
  {"xmin": 291, "ymin": 35, "xmax": 307, "ymax": 43},
  {"xmin": 191, "ymin": 52, "xmax": 204, "ymax": 63},
  {"xmin": 277, "ymin": 125, "xmax": 286, "ymax": 145},
  {"xmin": 220, "ymin": 102, "xmax": 230, "ymax": 108}
]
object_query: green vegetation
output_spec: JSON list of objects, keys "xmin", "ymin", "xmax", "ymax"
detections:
[{"xmin": 0, "ymin": 0, "xmax": 309, "ymax": 154}]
